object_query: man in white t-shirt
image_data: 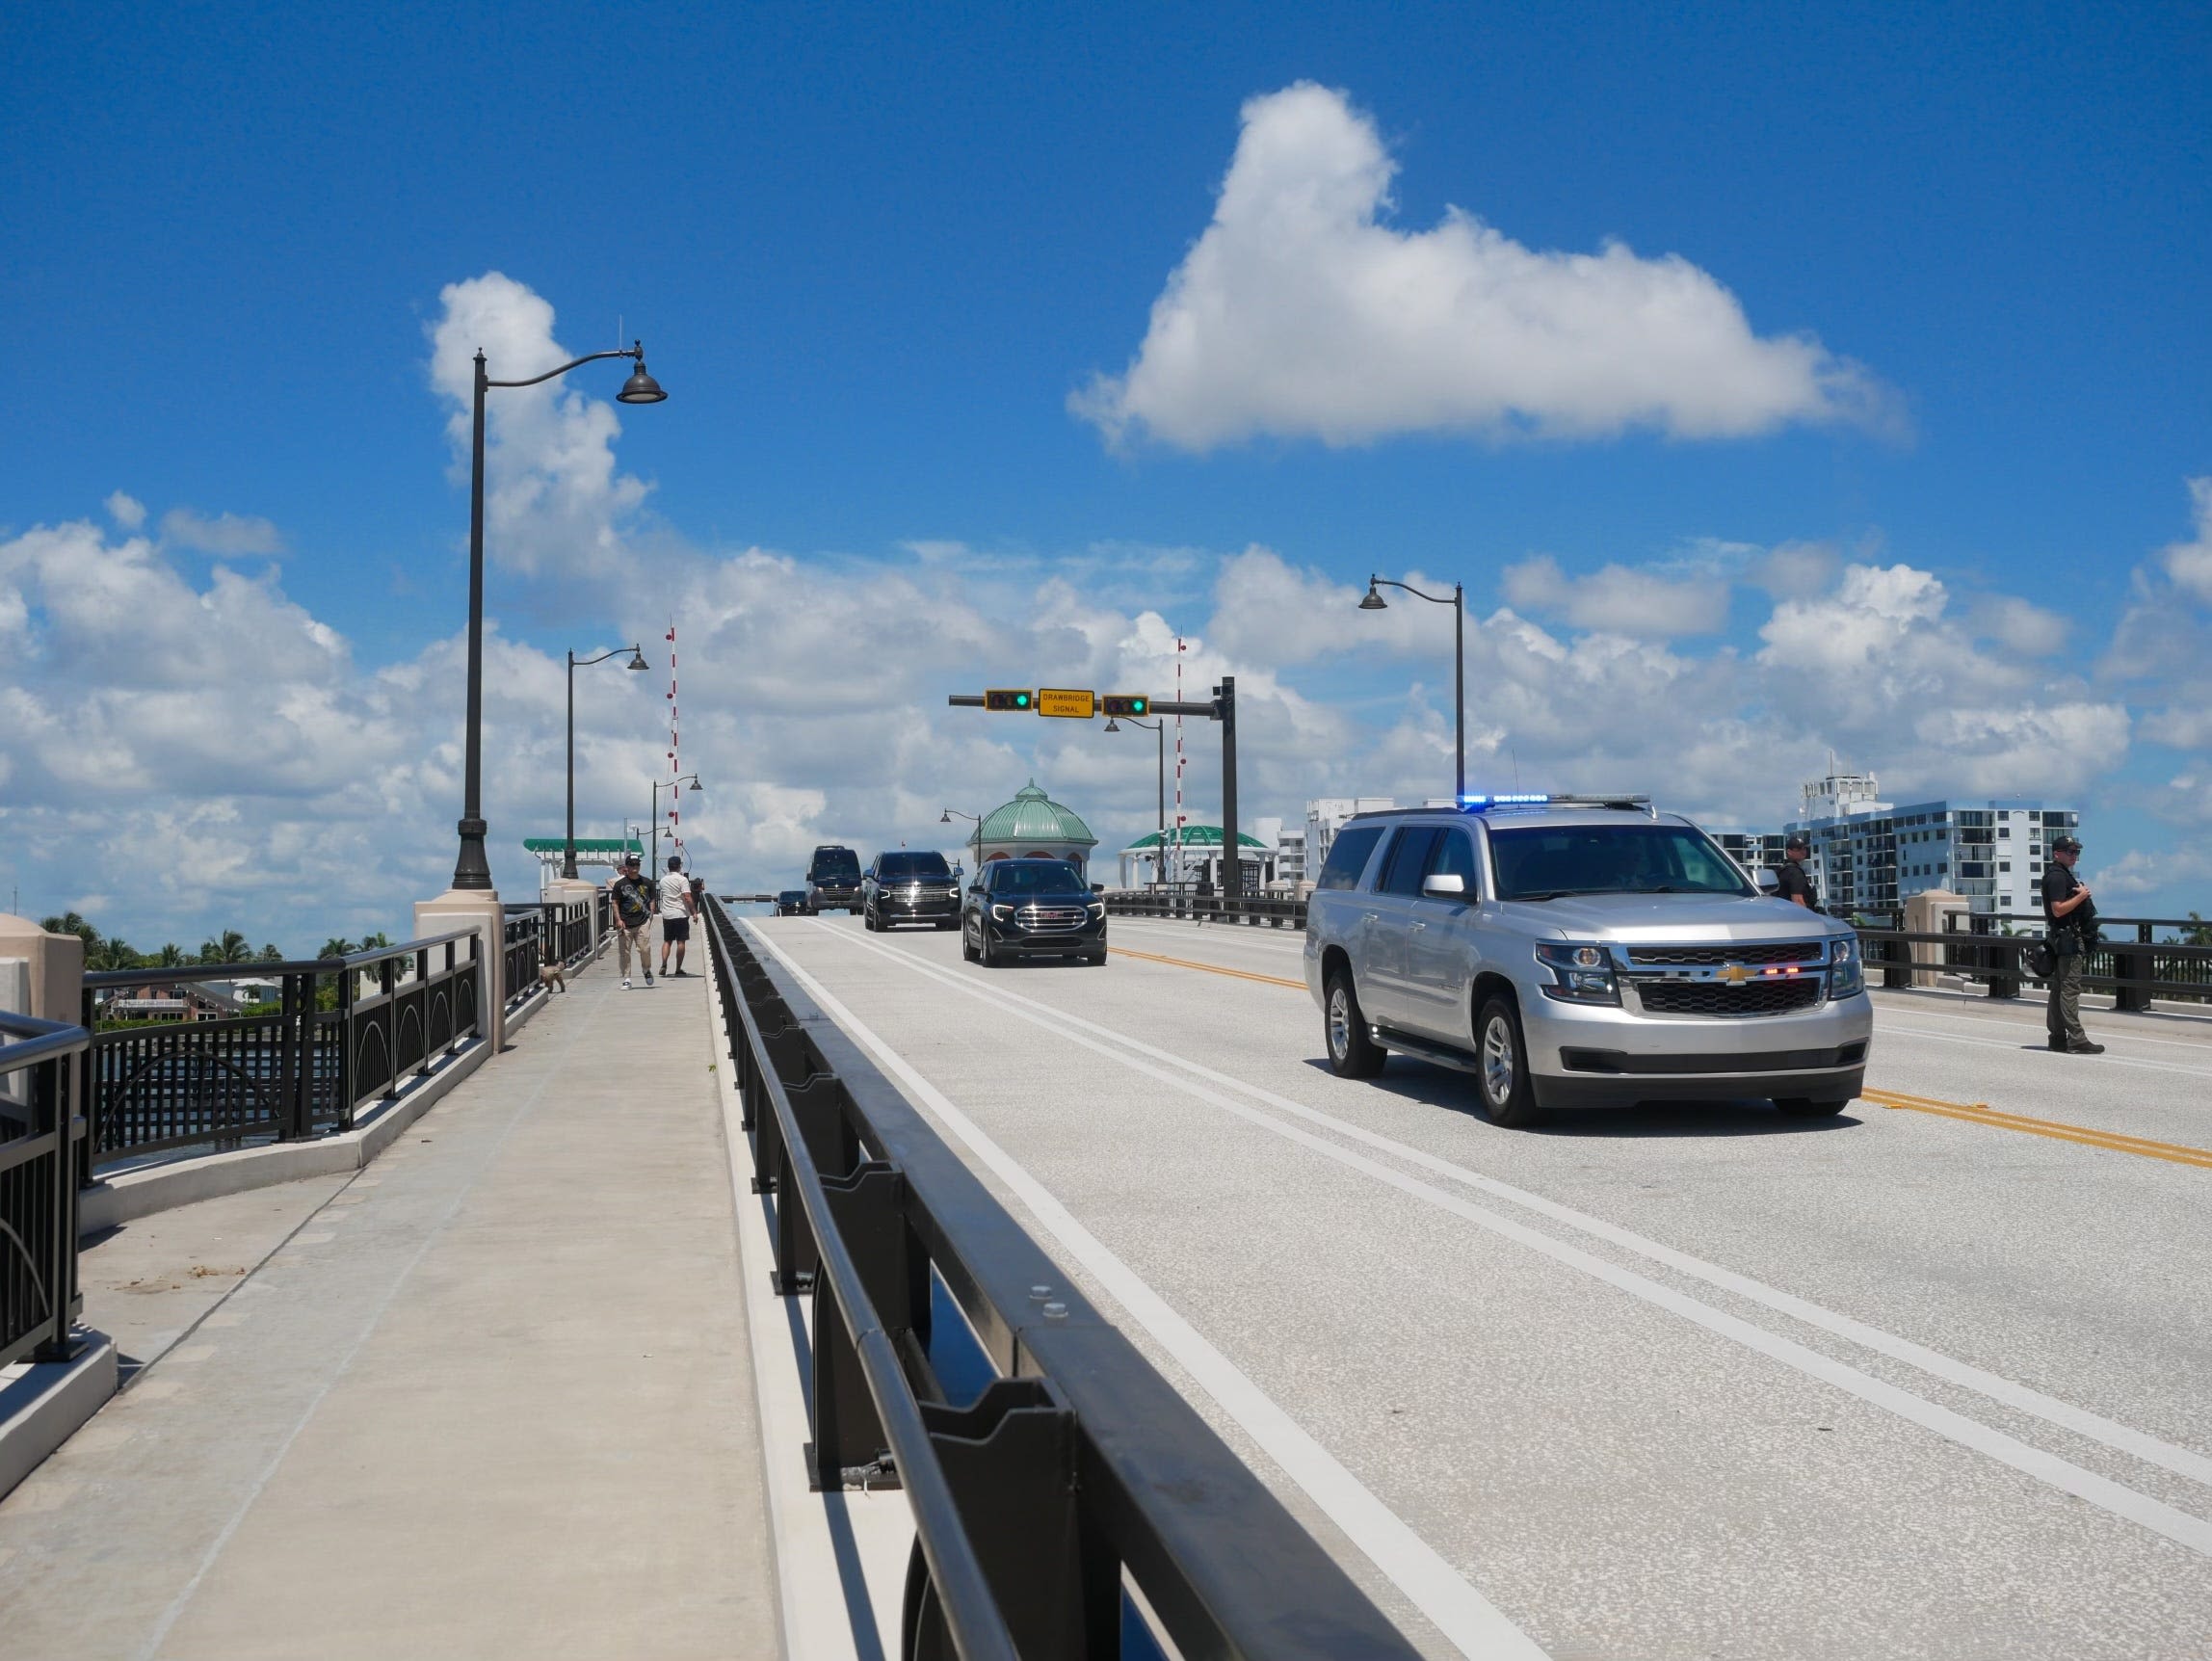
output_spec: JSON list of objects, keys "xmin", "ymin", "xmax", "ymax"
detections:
[{"xmin": 657, "ymin": 855, "xmax": 698, "ymax": 977}]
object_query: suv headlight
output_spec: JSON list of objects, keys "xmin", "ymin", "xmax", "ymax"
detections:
[
  {"xmin": 990, "ymin": 903, "xmax": 1014, "ymax": 921},
  {"xmin": 1829, "ymin": 934, "xmax": 1864, "ymax": 998},
  {"xmin": 1535, "ymin": 941, "xmax": 1620, "ymax": 1005},
  {"xmin": 1088, "ymin": 902, "xmax": 1106, "ymax": 918}
]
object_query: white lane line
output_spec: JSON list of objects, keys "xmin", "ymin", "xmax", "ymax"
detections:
[
  {"xmin": 1877, "ymin": 1020, "xmax": 2212, "ymax": 1080},
  {"xmin": 1874, "ymin": 1003, "xmax": 2212, "ymax": 1053},
  {"xmin": 813, "ymin": 924, "xmax": 2212, "ymax": 1554},
  {"xmin": 751, "ymin": 923, "xmax": 1549, "ymax": 1661}
]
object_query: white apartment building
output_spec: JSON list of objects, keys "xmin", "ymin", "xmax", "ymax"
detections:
[{"xmin": 1778, "ymin": 769, "xmax": 2078, "ymax": 918}]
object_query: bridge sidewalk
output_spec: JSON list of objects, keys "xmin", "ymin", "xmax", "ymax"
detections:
[{"xmin": 0, "ymin": 962, "xmax": 777, "ymax": 1659}]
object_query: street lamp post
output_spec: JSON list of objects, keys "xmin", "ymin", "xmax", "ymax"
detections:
[
  {"xmin": 939, "ymin": 808, "xmax": 982, "ymax": 875},
  {"xmin": 1360, "ymin": 574, "xmax": 1465, "ymax": 801},
  {"xmin": 1104, "ymin": 715, "xmax": 1166, "ymax": 885},
  {"xmin": 651, "ymin": 773, "xmax": 702, "ymax": 864},
  {"xmin": 450, "ymin": 341, "xmax": 667, "ymax": 892},
  {"xmin": 564, "ymin": 645, "xmax": 649, "ymax": 879}
]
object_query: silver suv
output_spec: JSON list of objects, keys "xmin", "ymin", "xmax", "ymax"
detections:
[{"xmin": 1304, "ymin": 796, "xmax": 1872, "ymax": 1126}]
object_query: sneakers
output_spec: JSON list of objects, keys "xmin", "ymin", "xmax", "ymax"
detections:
[
  {"xmin": 2069, "ymin": 1041, "xmax": 2107, "ymax": 1055},
  {"xmin": 620, "ymin": 977, "xmax": 633, "ymax": 989},
  {"xmin": 644, "ymin": 973, "xmax": 654, "ymax": 986}
]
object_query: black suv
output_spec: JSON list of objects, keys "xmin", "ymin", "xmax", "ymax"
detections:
[
  {"xmin": 961, "ymin": 858, "xmax": 1107, "ymax": 966},
  {"xmin": 863, "ymin": 850, "xmax": 961, "ymax": 931},
  {"xmin": 804, "ymin": 846, "xmax": 863, "ymax": 914}
]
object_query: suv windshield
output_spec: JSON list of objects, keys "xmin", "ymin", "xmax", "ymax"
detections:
[
  {"xmin": 811, "ymin": 849, "xmax": 860, "ymax": 879},
  {"xmin": 877, "ymin": 852, "xmax": 951, "ymax": 881},
  {"xmin": 1489, "ymin": 824, "xmax": 1752, "ymax": 901},
  {"xmin": 986, "ymin": 861, "xmax": 1089, "ymax": 896}
]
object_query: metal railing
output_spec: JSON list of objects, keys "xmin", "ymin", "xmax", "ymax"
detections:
[
  {"xmin": 1855, "ymin": 913, "xmax": 2212, "ymax": 1009},
  {"xmin": 700, "ymin": 895, "xmax": 1417, "ymax": 1661},
  {"xmin": 1104, "ymin": 888, "xmax": 1309, "ymax": 929},
  {"xmin": 541, "ymin": 896, "xmax": 593, "ymax": 968},
  {"xmin": 81, "ymin": 931, "xmax": 482, "ymax": 1173},
  {"xmin": 502, "ymin": 908, "xmax": 542, "ymax": 1007},
  {"xmin": 0, "ymin": 1011, "xmax": 89, "ymax": 1368}
]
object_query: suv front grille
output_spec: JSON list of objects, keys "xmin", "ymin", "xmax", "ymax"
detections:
[
  {"xmin": 1636, "ymin": 979, "xmax": 1823, "ymax": 1017},
  {"xmin": 1016, "ymin": 904, "xmax": 1090, "ymax": 932},
  {"xmin": 1627, "ymin": 941, "xmax": 1826, "ymax": 966}
]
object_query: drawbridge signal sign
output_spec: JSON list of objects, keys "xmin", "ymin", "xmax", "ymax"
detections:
[
  {"xmin": 984, "ymin": 688, "xmax": 1034, "ymax": 712},
  {"xmin": 1101, "ymin": 695, "xmax": 1150, "ymax": 718},
  {"xmin": 1036, "ymin": 688, "xmax": 1096, "ymax": 719}
]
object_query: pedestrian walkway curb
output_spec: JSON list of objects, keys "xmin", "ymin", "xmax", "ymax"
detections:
[{"xmin": 0, "ymin": 1335, "xmax": 117, "ymax": 1503}]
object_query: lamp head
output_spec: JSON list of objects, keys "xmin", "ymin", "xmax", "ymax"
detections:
[
  {"xmin": 625, "ymin": 647, "xmax": 649, "ymax": 672},
  {"xmin": 938, "ymin": 810, "xmax": 952, "ymax": 824},
  {"xmin": 1104, "ymin": 718, "xmax": 1121, "ymax": 733},
  {"xmin": 1358, "ymin": 580, "xmax": 1388, "ymax": 611},
  {"xmin": 687, "ymin": 777, "xmax": 702, "ymax": 792},
  {"xmin": 616, "ymin": 342, "xmax": 668, "ymax": 405}
]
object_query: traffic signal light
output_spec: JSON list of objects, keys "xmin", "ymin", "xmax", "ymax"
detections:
[
  {"xmin": 984, "ymin": 688, "xmax": 1034, "ymax": 712},
  {"xmin": 1101, "ymin": 694, "xmax": 1150, "ymax": 718}
]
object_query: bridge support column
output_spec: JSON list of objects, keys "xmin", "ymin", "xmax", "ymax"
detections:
[{"xmin": 414, "ymin": 888, "xmax": 507, "ymax": 1052}]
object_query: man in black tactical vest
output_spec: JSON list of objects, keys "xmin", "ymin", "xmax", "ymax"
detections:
[{"xmin": 2041, "ymin": 835, "xmax": 2104, "ymax": 1055}]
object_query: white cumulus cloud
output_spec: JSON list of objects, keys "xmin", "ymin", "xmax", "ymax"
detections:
[
  {"xmin": 160, "ymin": 506, "xmax": 285, "ymax": 557},
  {"xmin": 1501, "ymin": 555, "xmax": 1730, "ymax": 638},
  {"xmin": 428, "ymin": 272, "xmax": 653, "ymax": 579},
  {"xmin": 1073, "ymin": 82, "xmax": 1890, "ymax": 451},
  {"xmin": 2160, "ymin": 476, "xmax": 2212, "ymax": 602}
]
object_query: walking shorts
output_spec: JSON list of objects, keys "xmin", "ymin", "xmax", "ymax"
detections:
[{"xmin": 661, "ymin": 916, "xmax": 691, "ymax": 942}]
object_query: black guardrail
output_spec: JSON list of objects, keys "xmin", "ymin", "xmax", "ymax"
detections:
[
  {"xmin": 1856, "ymin": 925, "xmax": 2212, "ymax": 1009},
  {"xmin": 1104, "ymin": 889, "xmax": 1309, "ymax": 929},
  {"xmin": 700, "ymin": 894, "xmax": 1418, "ymax": 1661},
  {"xmin": 81, "ymin": 930, "xmax": 482, "ymax": 1173},
  {"xmin": 0, "ymin": 1010, "xmax": 90, "ymax": 1369}
]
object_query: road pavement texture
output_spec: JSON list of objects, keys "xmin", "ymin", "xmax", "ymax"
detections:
[
  {"xmin": 0, "ymin": 965, "xmax": 777, "ymax": 1660},
  {"xmin": 757, "ymin": 912, "xmax": 2212, "ymax": 1661}
]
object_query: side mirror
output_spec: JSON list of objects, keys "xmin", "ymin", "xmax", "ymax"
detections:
[
  {"xmin": 1421, "ymin": 873, "xmax": 1467, "ymax": 900},
  {"xmin": 1754, "ymin": 867, "xmax": 1780, "ymax": 896}
]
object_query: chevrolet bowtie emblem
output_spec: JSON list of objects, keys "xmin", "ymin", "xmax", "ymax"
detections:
[{"xmin": 1721, "ymin": 962, "xmax": 1750, "ymax": 986}]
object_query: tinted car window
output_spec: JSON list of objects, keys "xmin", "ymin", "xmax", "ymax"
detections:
[
  {"xmin": 877, "ymin": 852, "xmax": 951, "ymax": 880},
  {"xmin": 1489, "ymin": 825, "xmax": 1753, "ymax": 901},
  {"xmin": 1378, "ymin": 827, "xmax": 1441, "ymax": 896},
  {"xmin": 811, "ymin": 848, "xmax": 860, "ymax": 878},
  {"xmin": 1427, "ymin": 829, "xmax": 1479, "ymax": 895},
  {"xmin": 985, "ymin": 862, "xmax": 1089, "ymax": 895},
  {"xmin": 1315, "ymin": 825, "xmax": 1384, "ymax": 890}
]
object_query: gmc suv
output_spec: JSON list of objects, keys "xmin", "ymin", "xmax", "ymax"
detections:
[
  {"xmin": 1304, "ymin": 797, "xmax": 1872, "ymax": 1126},
  {"xmin": 803, "ymin": 845, "xmax": 863, "ymax": 915}
]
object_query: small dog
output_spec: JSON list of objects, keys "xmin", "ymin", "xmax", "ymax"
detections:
[{"xmin": 537, "ymin": 962, "xmax": 567, "ymax": 994}]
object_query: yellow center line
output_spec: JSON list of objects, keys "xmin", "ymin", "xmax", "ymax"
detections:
[
  {"xmin": 1109, "ymin": 945, "xmax": 1306, "ymax": 990},
  {"xmin": 1863, "ymin": 1089, "xmax": 2212, "ymax": 1171},
  {"xmin": 1100, "ymin": 952, "xmax": 2208, "ymax": 1169}
]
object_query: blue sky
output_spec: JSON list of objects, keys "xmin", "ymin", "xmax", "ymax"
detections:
[{"xmin": 2, "ymin": 3, "xmax": 2208, "ymax": 947}]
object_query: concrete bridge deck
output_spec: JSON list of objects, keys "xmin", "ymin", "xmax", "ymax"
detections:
[
  {"xmin": 0, "ymin": 962, "xmax": 777, "ymax": 1660},
  {"xmin": 753, "ymin": 911, "xmax": 2212, "ymax": 1661},
  {"xmin": 6, "ymin": 907, "xmax": 2211, "ymax": 1658}
]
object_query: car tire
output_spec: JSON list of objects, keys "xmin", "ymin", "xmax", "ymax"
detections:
[
  {"xmin": 961, "ymin": 922, "xmax": 979, "ymax": 962},
  {"xmin": 1777, "ymin": 1096, "xmax": 1850, "ymax": 1118},
  {"xmin": 1323, "ymin": 969, "xmax": 1386, "ymax": 1079},
  {"xmin": 1474, "ymin": 996, "xmax": 1544, "ymax": 1128},
  {"xmin": 862, "ymin": 906, "xmax": 877, "ymax": 932},
  {"xmin": 978, "ymin": 928, "xmax": 999, "ymax": 968}
]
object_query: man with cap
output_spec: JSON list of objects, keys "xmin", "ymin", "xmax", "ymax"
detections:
[
  {"xmin": 607, "ymin": 852, "xmax": 658, "ymax": 989},
  {"xmin": 1775, "ymin": 834, "xmax": 1820, "ymax": 910},
  {"xmin": 2041, "ymin": 835, "xmax": 2104, "ymax": 1055}
]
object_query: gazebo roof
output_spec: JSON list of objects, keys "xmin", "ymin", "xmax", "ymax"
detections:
[
  {"xmin": 977, "ymin": 780, "xmax": 1097, "ymax": 848},
  {"xmin": 1122, "ymin": 826, "xmax": 1266, "ymax": 851},
  {"xmin": 521, "ymin": 837, "xmax": 645, "ymax": 854}
]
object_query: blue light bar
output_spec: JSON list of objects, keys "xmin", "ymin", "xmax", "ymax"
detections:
[{"xmin": 1459, "ymin": 792, "xmax": 1652, "ymax": 812}]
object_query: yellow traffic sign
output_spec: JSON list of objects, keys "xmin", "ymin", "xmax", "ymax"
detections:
[{"xmin": 1036, "ymin": 688, "xmax": 1096, "ymax": 719}]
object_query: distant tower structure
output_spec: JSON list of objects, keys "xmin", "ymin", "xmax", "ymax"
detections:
[{"xmin": 666, "ymin": 622, "xmax": 683, "ymax": 860}]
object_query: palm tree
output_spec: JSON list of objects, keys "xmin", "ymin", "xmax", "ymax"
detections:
[
  {"xmin": 91, "ymin": 937, "xmax": 142, "ymax": 970},
  {"xmin": 40, "ymin": 911, "xmax": 99, "ymax": 949},
  {"xmin": 320, "ymin": 937, "xmax": 359, "ymax": 961},
  {"xmin": 153, "ymin": 943, "xmax": 188, "ymax": 968},
  {"xmin": 2184, "ymin": 911, "xmax": 2212, "ymax": 948},
  {"xmin": 360, "ymin": 931, "xmax": 392, "ymax": 951},
  {"xmin": 198, "ymin": 931, "xmax": 253, "ymax": 964},
  {"xmin": 259, "ymin": 943, "xmax": 284, "ymax": 962}
]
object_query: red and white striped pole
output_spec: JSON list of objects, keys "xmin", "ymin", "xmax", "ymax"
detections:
[
  {"xmin": 666, "ymin": 622, "xmax": 682, "ymax": 860},
  {"xmin": 1172, "ymin": 635, "xmax": 1186, "ymax": 887}
]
